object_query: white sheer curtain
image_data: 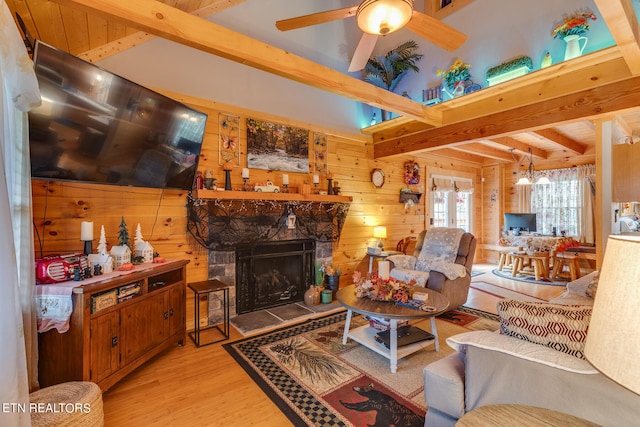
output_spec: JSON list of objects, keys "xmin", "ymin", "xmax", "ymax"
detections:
[
  {"xmin": 530, "ymin": 165, "xmax": 595, "ymax": 241},
  {"xmin": 1, "ymin": 2, "xmax": 41, "ymax": 425}
]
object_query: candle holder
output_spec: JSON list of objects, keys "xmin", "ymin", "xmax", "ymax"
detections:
[
  {"xmin": 282, "ymin": 183, "xmax": 289, "ymax": 193},
  {"xmin": 224, "ymin": 170, "xmax": 232, "ymax": 190},
  {"xmin": 327, "ymin": 178, "xmax": 333, "ymax": 195},
  {"xmin": 313, "ymin": 182, "xmax": 319, "ymax": 194},
  {"xmin": 243, "ymin": 177, "xmax": 250, "ymax": 191},
  {"xmin": 82, "ymin": 240, "xmax": 93, "ymax": 256}
]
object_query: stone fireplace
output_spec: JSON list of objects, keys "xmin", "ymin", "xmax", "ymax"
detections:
[
  {"xmin": 236, "ymin": 239, "xmax": 315, "ymax": 314},
  {"xmin": 186, "ymin": 196, "xmax": 350, "ymax": 321}
]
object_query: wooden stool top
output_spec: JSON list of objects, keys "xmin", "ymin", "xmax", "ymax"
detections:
[
  {"xmin": 555, "ymin": 252, "xmax": 579, "ymax": 260},
  {"xmin": 188, "ymin": 279, "xmax": 229, "ymax": 294}
]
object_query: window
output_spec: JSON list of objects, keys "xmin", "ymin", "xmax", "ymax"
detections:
[
  {"xmin": 530, "ymin": 165, "xmax": 594, "ymax": 239},
  {"xmin": 430, "ymin": 176, "xmax": 473, "ymax": 232}
]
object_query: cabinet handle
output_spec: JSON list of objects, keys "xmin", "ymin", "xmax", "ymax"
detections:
[
  {"xmin": 164, "ymin": 311, "xmax": 169, "ymax": 320},
  {"xmin": 169, "ymin": 308, "xmax": 174, "ymax": 317},
  {"xmin": 111, "ymin": 336, "xmax": 118, "ymax": 347}
]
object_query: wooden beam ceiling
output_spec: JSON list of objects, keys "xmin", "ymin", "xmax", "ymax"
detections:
[
  {"xmin": 594, "ymin": 0, "xmax": 640, "ymax": 74},
  {"xmin": 78, "ymin": 0, "xmax": 248, "ymax": 62},
  {"xmin": 529, "ymin": 129, "xmax": 587, "ymax": 155},
  {"xmin": 374, "ymin": 74, "xmax": 640, "ymax": 158},
  {"xmin": 486, "ymin": 137, "xmax": 549, "ymax": 159},
  {"xmin": 50, "ymin": 0, "xmax": 442, "ymax": 125}
]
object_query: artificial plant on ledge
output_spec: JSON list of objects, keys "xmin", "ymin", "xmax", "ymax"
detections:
[{"xmin": 362, "ymin": 40, "xmax": 423, "ymax": 121}]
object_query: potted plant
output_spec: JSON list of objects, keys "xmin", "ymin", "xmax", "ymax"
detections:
[
  {"xmin": 321, "ymin": 263, "xmax": 342, "ymax": 298},
  {"xmin": 437, "ymin": 59, "xmax": 471, "ymax": 98},
  {"xmin": 362, "ymin": 41, "xmax": 423, "ymax": 121},
  {"xmin": 485, "ymin": 55, "xmax": 533, "ymax": 86}
]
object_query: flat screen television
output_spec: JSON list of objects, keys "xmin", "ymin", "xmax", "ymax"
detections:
[
  {"xmin": 504, "ymin": 213, "xmax": 537, "ymax": 232},
  {"xmin": 28, "ymin": 40, "xmax": 208, "ymax": 190}
]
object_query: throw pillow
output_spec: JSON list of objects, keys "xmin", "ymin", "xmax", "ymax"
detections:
[
  {"xmin": 585, "ymin": 271, "xmax": 600, "ymax": 298},
  {"xmin": 497, "ymin": 299, "xmax": 592, "ymax": 359}
]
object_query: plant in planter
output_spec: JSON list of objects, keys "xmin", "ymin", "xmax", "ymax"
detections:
[
  {"xmin": 321, "ymin": 263, "xmax": 342, "ymax": 297},
  {"xmin": 437, "ymin": 59, "xmax": 472, "ymax": 98},
  {"xmin": 362, "ymin": 40, "xmax": 423, "ymax": 121},
  {"xmin": 485, "ymin": 55, "xmax": 533, "ymax": 86}
]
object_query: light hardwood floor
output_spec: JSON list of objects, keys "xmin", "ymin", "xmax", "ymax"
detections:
[{"xmin": 101, "ymin": 263, "xmax": 568, "ymax": 426}]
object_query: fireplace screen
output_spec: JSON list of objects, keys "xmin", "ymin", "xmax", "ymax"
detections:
[{"xmin": 236, "ymin": 240, "xmax": 315, "ymax": 314}]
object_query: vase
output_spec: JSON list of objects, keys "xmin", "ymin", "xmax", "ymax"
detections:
[
  {"xmin": 453, "ymin": 81, "xmax": 466, "ymax": 98},
  {"xmin": 563, "ymin": 35, "xmax": 587, "ymax": 61},
  {"xmin": 304, "ymin": 285, "xmax": 320, "ymax": 306},
  {"xmin": 224, "ymin": 169, "xmax": 232, "ymax": 190},
  {"xmin": 325, "ymin": 275, "xmax": 340, "ymax": 299}
]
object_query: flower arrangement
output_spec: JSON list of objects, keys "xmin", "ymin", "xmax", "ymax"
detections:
[
  {"xmin": 320, "ymin": 262, "xmax": 341, "ymax": 277},
  {"xmin": 554, "ymin": 237, "xmax": 580, "ymax": 253},
  {"xmin": 437, "ymin": 59, "xmax": 471, "ymax": 90},
  {"xmin": 552, "ymin": 10, "xmax": 597, "ymax": 39},
  {"xmin": 352, "ymin": 271, "xmax": 413, "ymax": 303}
]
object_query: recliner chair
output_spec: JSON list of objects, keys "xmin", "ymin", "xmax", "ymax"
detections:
[{"xmin": 387, "ymin": 229, "xmax": 476, "ymax": 310}]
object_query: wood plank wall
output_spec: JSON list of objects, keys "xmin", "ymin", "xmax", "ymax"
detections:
[{"xmin": 31, "ymin": 91, "xmax": 484, "ymax": 328}]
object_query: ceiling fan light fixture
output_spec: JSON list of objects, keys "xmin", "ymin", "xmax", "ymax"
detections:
[{"xmin": 356, "ymin": 0, "xmax": 414, "ymax": 36}]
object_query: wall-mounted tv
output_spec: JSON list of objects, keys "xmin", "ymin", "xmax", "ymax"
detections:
[
  {"xmin": 28, "ymin": 40, "xmax": 208, "ymax": 190},
  {"xmin": 504, "ymin": 213, "xmax": 537, "ymax": 232}
]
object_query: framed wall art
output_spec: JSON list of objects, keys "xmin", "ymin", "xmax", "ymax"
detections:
[
  {"xmin": 313, "ymin": 132, "xmax": 328, "ymax": 174},
  {"xmin": 246, "ymin": 118, "xmax": 309, "ymax": 173},
  {"xmin": 219, "ymin": 113, "xmax": 240, "ymax": 166}
]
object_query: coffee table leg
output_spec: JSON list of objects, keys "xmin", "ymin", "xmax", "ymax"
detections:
[
  {"xmin": 430, "ymin": 317, "xmax": 439, "ymax": 352},
  {"xmin": 342, "ymin": 310, "xmax": 353, "ymax": 345},
  {"xmin": 390, "ymin": 318, "xmax": 398, "ymax": 373}
]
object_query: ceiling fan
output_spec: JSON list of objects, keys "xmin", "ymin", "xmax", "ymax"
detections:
[{"xmin": 276, "ymin": 0, "xmax": 467, "ymax": 72}]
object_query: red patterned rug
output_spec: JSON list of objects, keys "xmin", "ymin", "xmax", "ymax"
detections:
[{"xmin": 224, "ymin": 311, "xmax": 491, "ymax": 426}]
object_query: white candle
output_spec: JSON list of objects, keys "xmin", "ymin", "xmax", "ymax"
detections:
[
  {"xmin": 378, "ymin": 260, "xmax": 390, "ymax": 280},
  {"xmin": 282, "ymin": 174, "xmax": 289, "ymax": 185},
  {"xmin": 242, "ymin": 168, "xmax": 250, "ymax": 179},
  {"xmin": 81, "ymin": 221, "xmax": 94, "ymax": 241},
  {"xmin": 313, "ymin": 174, "xmax": 320, "ymax": 184}
]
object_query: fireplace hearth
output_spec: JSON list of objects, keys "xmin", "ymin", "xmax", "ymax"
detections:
[{"xmin": 236, "ymin": 240, "xmax": 315, "ymax": 314}]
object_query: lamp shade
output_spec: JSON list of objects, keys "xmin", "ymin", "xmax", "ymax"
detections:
[
  {"xmin": 584, "ymin": 235, "xmax": 640, "ymax": 395},
  {"xmin": 373, "ymin": 226, "xmax": 387, "ymax": 239},
  {"xmin": 356, "ymin": 0, "xmax": 413, "ymax": 35}
]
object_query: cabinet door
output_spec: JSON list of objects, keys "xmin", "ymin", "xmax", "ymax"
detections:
[
  {"xmin": 90, "ymin": 311, "xmax": 119, "ymax": 383},
  {"xmin": 120, "ymin": 292, "xmax": 167, "ymax": 366},
  {"xmin": 168, "ymin": 286, "xmax": 185, "ymax": 338}
]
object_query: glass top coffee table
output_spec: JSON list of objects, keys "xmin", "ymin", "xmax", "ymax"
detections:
[{"xmin": 336, "ymin": 285, "xmax": 450, "ymax": 373}]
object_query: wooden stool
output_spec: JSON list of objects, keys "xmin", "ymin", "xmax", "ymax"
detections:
[
  {"xmin": 188, "ymin": 279, "xmax": 230, "ymax": 347},
  {"xmin": 551, "ymin": 252, "xmax": 581, "ymax": 281},
  {"xmin": 511, "ymin": 252, "xmax": 549, "ymax": 281},
  {"xmin": 497, "ymin": 246, "xmax": 521, "ymax": 271}
]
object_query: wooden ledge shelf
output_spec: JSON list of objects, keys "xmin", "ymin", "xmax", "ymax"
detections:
[{"xmin": 194, "ymin": 189, "xmax": 352, "ymax": 203}]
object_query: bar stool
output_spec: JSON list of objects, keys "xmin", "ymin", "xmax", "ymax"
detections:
[
  {"xmin": 497, "ymin": 246, "xmax": 521, "ymax": 271},
  {"xmin": 188, "ymin": 279, "xmax": 230, "ymax": 347},
  {"xmin": 511, "ymin": 252, "xmax": 549, "ymax": 281},
  {"xmin": 551, "ymin": 252, "xmax": 581, "ymax": 281}
]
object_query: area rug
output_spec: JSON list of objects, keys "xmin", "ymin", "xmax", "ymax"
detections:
[
  {"xmin": 439, "ymin": 306, "xmax": 500, "ymax": 331},
  {"xmin": 470, "ymin": 280, "xmax": 551, "ymax": 303},
  {"xmin": 224, "ymin": 311, "xmax": 492, "ymax": 426},
  {"xmin": 491, "ymin": 268, "xmax": 568, "ymax": 286}
]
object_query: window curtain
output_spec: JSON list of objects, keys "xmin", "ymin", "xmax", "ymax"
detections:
[
  {"xmin": 454, "ymin": 180, "xmax": 474, "ymax": 193},
  {"xmin": 432, "ymin": 177, "xmax": 453, "ymax": 192},
  {"xmin": 1, "ymin": 2, "xmax": 42, "ymax": 425},
  {"xmin": 530, "ymin": 165, "xmax": 595, "ymax": 241},
  {"xmin": 517, "ymin": 184, "xmax": 531, "ymax": 213}
]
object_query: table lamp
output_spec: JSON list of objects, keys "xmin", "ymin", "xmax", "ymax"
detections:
[
  {"xmin": 584, "ymin": 235, "xmax": 640, "ymax": 395},
  {"xmin": 373, "ymin": 226, "xmax": 387, "ymax": 250}
]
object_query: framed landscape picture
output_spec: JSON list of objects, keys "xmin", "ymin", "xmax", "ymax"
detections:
[{"xmin": 246, "ymin": 118, "xmax": 310, "ymax": 173}]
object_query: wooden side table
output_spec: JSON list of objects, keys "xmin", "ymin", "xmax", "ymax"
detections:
[
  {"xmin": 456, "ymin": 404, "xmax": 600, "ymax": 426},
  {"xmin": 368, "ymin": 250, "xmax": 403, "ymax": 274},
  {"xmin": 188, "ymin": 279, "xmax": 230, "ymax": 347}
]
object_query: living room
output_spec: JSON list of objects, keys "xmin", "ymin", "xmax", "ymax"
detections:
[{"xmin": 3, "ymin": 0, "xmax": 640, "ymax": 425}]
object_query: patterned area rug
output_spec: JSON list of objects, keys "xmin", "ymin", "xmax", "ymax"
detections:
[
  {"xmin": 491, "ymin": 268, "xmax": 568, "ymax": 286},
  {"xmin": 224, "ymin": 311, "xmax": 497, "ymax": 426}
]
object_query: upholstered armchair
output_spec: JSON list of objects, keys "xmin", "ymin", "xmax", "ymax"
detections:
[{"xmin": 387, "ymin": 228, "xmax": 477, "ymax": 310}]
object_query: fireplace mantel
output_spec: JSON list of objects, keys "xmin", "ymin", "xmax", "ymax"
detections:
[
  {"xmin": 194, "ymin": 189, "xmax": 352, "ymax": 203},
  {"xmin": 187, "ymin": 190, "xmax": 351, "ymax": 251}
]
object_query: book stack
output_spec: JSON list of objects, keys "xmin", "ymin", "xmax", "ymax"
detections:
[
  {"xmin": 374, "ymin": 325, "xmax": 435, "ymax": 349},
  {"xmin": 367, "ymin": 316, "xmax": 408, "ymax": 331}
]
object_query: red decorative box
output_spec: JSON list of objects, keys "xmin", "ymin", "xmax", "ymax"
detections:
[{"xmin": 35, "ymin": 253, "xmax": 89, "ymax": 284}]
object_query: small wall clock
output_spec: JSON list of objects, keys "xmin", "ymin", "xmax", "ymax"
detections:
[{"xmin": 371, "ymin": 168, "xmax": 385, "ymax": 188}]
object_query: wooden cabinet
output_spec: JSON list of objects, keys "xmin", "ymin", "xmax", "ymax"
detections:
[
  {"xmin": 613, "ymin": 143, "xmax": 640, "ymax": 202},
  {"xmin": 38, "ymin": 259, "xmax": 188, "ymax": 391}
]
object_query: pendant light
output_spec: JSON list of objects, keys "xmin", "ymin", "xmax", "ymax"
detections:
[
  {"xmin": 516, "ymin": 147, "xmax": 549, "ymax": 185},
  {"xmin": 356, "ymin": 0, "xmax": 414, "ymax": 35}
]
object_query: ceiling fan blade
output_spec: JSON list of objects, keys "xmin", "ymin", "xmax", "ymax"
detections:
[
  {"xmin": 276, "ymin": 6, "xmax": 357, "ymax": 31},
  {"xmin": 348, "ymin": 32, "xmax": 379, "ymax": 72},
  {"xmin": 406, "ymin": 11, "xmax": 467, "ymax": 52}
]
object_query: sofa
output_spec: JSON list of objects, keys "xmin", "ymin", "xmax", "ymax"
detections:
[
  {"xmin": 387, "ymin": 229, "xmax": 476, "ymax": 310},
  {"xmin": 422, "ymin": 271, "xmax": 640, "ymax": 427}
]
